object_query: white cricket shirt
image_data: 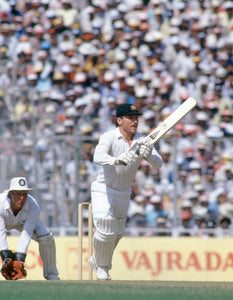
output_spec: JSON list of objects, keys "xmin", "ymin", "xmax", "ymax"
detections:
[
  {"xmin": 0, "ymin": 191, "xmax": 40, "ymax": 253},
  {"xmin": 93, "ymin": 127, "xmax": 162, "ymax": 191}
]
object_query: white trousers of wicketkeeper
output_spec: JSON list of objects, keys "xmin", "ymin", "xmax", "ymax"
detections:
[{"xmin": 91, "ymin": 181, "xmax": 130, "ymax": 269}]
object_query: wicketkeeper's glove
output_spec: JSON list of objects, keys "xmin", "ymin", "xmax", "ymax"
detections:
[
  {"xmin": 12, "ymin": 252, "xmax": 27, "ymax": 280},
  {"xmin": 0, "ymin": 250, "xmax": 15, "ymax": 280}
]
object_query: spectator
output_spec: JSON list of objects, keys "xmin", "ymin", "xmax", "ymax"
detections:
[
  {"xmin": 135, "ymin": 159, "xmax": 154, "ymax": 193},
  {"xmin": 145, "ymin": 194, "xmax": 168, "ymax": 227},
  {"xmin": 0, "ymin": 0, "xmax": 232, "ymax": 236},
  {"xmin": 179, "ymin": 210, "xmax": 193, "ymax": 237},
  {"xmin": 177, "ymin": 199, "xmax": 195, "ymax": 236},
  {"xmin": 216, "ymin": 215, "xmax": 232, "ymax": 238},
  {"xmin": 209, "ymin": 188, "xmax": 228, "ymax": 221},
  {"xmin": 155, "ymin": 216, "xmax": 171, "ymax": 237}
]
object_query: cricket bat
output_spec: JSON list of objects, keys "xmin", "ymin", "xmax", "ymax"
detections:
[{"xmin": 143, "ymin": 97, "xmax": 197, "ymax": 145}]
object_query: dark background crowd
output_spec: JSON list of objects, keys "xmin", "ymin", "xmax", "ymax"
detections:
[{"xmin": 0, "ymin": 0, "xmax": 232, "ymax": 237}]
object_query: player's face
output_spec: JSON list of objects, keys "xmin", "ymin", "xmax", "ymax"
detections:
[
  {"xmin": 118, "ymin": 115, "xmax": 139, "ymax": 136},
  {"xmin": 10, "ymin": 191, "xmax": 28, "ymax": 212}
]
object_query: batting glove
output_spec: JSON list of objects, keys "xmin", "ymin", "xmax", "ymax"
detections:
[
  {"xmin": 0, "ymin": 250, "xmax": 15, "ymax": 280},
  {"xmin": 137, "ymin": 137, "xmax": 146, "ymax": 145},
  {"xmin": 116, "ymin": 151, "xmax": 138, "ymax": 166},
  {"xmin": 139, "ymin": 141, "xmax": 153, "ymax": 159},
  {"xmin": 12, "ymin": 252, "xmax": 27, "ymax": 280}
]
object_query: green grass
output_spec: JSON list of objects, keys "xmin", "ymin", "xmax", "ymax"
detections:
[{"xmin": 1, "ymin": 281, "xmax": 233, "ymax": 300}]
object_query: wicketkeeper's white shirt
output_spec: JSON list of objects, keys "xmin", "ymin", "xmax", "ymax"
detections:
[
  {"xmin": 0, "ymin": 191, "xmax": 40, "ymax": 253},
  {"xmin": 92, "ymin": 127, "xmax": 162, "ymax": 191}
]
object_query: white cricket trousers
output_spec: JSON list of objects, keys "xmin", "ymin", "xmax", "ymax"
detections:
[{"xmin": 90, "ymin": 181, "xmax": 130, "ymax": 268}]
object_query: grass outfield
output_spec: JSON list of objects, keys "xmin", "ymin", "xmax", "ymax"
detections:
[{"xmin": 1, "ymin": 281, "xmax": 233, "ymax": 300}]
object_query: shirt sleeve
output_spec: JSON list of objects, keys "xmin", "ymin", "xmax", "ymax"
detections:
[
  {"xmin": 0, "ymin": 214, "xmax": 9, "ymax": 251},
  {"xmin": 93, "ymin": 132, "xmax": 116, "ymax": 166},
  {"xmin": 16, "ymin": 198, "xmax": 40, "ymax": 253},
  {"xmin": 145, "ymin": 147, "xmax": 163, "ymax": 169}
]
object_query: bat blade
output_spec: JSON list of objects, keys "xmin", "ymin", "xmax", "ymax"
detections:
[{"xmin": 146, "ymin": 97, "xmax": 197, "ymax": 145}]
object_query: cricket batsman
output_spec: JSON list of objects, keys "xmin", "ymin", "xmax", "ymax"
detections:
[
  {"xmin": 0, "ymin": 177, "xmax": 59, "ymax": 280},
  {"xmin": 89, "ymin": 104, "xmax": 163, "ymax": 280}
]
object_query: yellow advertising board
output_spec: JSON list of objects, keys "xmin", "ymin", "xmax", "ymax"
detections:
[{"xmin": 1, "ymin": 236, "xmax": 233, "ymax": 281}]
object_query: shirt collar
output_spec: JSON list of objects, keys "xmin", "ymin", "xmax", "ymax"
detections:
[
  {"xmin": 115, "ymin": 128, "xmax": 142, "ymax": 150},
  {"xmin": 116, "ymin": 127, "xmax": 123, "ymax": 139}
]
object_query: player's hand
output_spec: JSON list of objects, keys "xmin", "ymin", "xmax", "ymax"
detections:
[
  {"xmin": 136, "ymin": 137, "xmax": 146, "ymax": 145},
  {"xmin": 12, "ymin": 252, "xmax": 27, "ymax": 280},
  {"xmin": 1, "ymin": 258, "xmax": 15, "ymax": 280},
  {"xmin": 139, "ymin": 140, "xmax": 153, "ymax": 159},
  {"xmin": 0, "ymin": 250, "xmax": 15, "ymax": 280},
  {"xmin": 12, "ymin": 261, "xmax": 27, "ymax": 280},
  {"xmin": 116, "ymin": 151, "xmax": 138, "ymax": 166}
]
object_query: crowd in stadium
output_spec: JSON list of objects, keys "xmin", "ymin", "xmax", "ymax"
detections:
[{"xmin": 0, "ymin": 0, "xmax": 233, "ymax": 236}]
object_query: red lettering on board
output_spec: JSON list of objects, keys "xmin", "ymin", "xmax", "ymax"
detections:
[
  {"xmin": 67, "ymin": 246, "xmax": 79, "ymax": 271},
  {"xmin": 184, "ymin": 252, "xmax": 201, "ymax": 270},
  {"xmin": 135, "ymin": 252, "xmax": 152, "ymax": 270},
  {"xmin": 68, "ymin": 247, "xmax": 77, "ymax": 253},
  {"xmin": 120, "ymin": 249, "xmax": 233, "ymax": 277},
  {"xmin": 25, "ymin": 250, "xmax": 36, "ymax": 269},
  {"xmin": 151, "ymin": 252, "xmax": 162, "ymax": 277},
  {"xmin": 38, "ymin": 255, "xmax": 43, "ymax": 267},
  {"xmin": 25, "ymin": 250, "xmax": 43, "ymax": 269},
  {"xmin": 206, "ymin": 252, "xmax": 221, "ymax": 270},
  {"xmin": 223, "ymin": 253, "xmax": 233, "ymax": 271},
  {"xmin": 121, "ymin": 251, "xmax": 138, "ymax": 269},
  {"xmin": 167, "ymin": 252, "xmax": 182, "ymax": 270}
]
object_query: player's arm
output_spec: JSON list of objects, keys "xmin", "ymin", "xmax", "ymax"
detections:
[
  {"xmin": 146, "ymin": 147, "xmax": 163, "ymax": 169},
  {"xmin": 0, "ymin": 213, "xmax": 9, "ymax": 252},
  {"xmin": 11, "ymin": 198, "xmax": 40, "ymax": 280},
  {"xmin": 130, "ymin": 97, "xmax": 197, "ymax": 167},
  {"xmin": 137, "ymin": 138, "xmax": 154, "ymax": 159},
  {"xmin": 94, "ymin": 141, "xmax": 137, "ymax": 167},
  {"xmin": 93, "ymin": 132, "xmax": 136, "ymax": 166},
  {"xmin": 136, "ymin": 137, "xmax": 163, "ymax": 168},
  {"xmin": 16, "ymin": 198, "xmax": 40, "ymax": 254},
  {"xmin": 0, "ymin": 213, "xmax": 16, "ymax": 280},
  {"xmin": 93, "ymin": 133, "xmax": 116, "ymax": 166},
  {"xmin": 94, "ymin": 130, "xmax": 140, "ymax": 167}
]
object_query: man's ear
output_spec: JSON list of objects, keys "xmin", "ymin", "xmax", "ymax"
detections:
[{"xmin": 116, "ymin": 117, "xmax": 122, "ymax": 127}]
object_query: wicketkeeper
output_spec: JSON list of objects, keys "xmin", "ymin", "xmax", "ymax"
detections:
[
  {"xmin": 0, "ymin": 177, "xmax": 59, "ymax": 280},
  {"xmin": 89, "ymin": 104, "xmax": 163, "ymax": 280}
]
